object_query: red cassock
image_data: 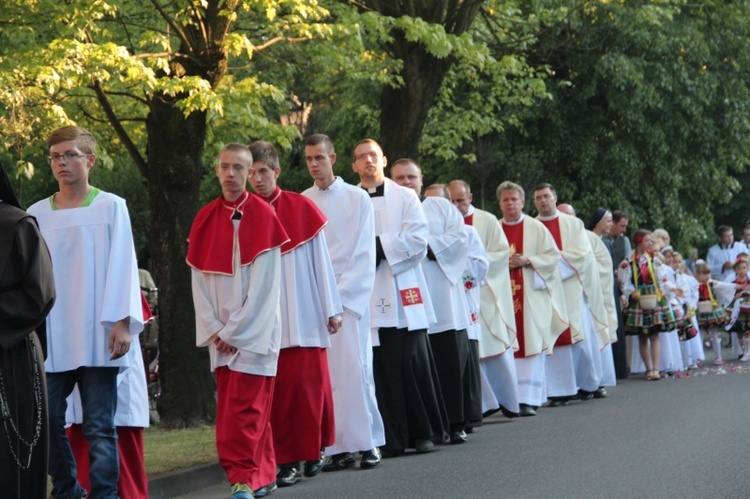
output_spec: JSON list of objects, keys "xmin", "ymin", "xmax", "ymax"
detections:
[{"xmin": 259, "ymin": 187, "xmax": 335, "ymax": 463}]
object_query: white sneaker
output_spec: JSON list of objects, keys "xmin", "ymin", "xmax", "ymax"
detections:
[
  {"xmin": 740, "ymin": 353, "xmax": 750, "ymax": 362},
  {"xmin": 713, "ymin": 357, "xmax": 723, "ymax": 365}
]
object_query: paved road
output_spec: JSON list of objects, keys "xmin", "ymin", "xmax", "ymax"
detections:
[{"xmin": 171, "ymin": 350, "xmax": 750, "ymax": 499}]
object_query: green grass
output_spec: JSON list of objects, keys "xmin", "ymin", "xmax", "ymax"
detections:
[{"xmin": 144, "ymin": 425, "xmax": 217, "ymax": 477}]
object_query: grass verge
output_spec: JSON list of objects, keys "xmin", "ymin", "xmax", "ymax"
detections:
[{"xmin": 145, "ymin": 425, "xmax": 217, "ymax": 477}]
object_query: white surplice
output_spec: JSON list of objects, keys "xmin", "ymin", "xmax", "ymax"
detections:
[
  {"xmin": 192, "ymin": 230, "xmax": 282, "ymax": 376},
  {"xmin": 303, "ymin": 177, "xmax": 385, "ymax": 453},
  {"xmin": 421, "ymin": 197, "xmax": 471, "ymax": 334},
  {"xmin": 28, "ymin": 192, "xmax": 144, "ymax": 373},
  {"xmin": 368, "ymin": 178, "xmax": 435, "ymax": 333},
  {"xmin": 279, "ymin": 231, "xmax": 342, "ymax": 349},
  {"xmin": 707, "ymin": 242, "xmax": 743, "ymax": 282}
]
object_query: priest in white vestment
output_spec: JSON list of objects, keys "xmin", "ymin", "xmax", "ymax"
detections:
[
  {"xmin": 448, "ymin": 180, "xmax": 519, "ymax": 419},
  {"xmin": 302, "ymin": 134, "xmax": 385, "ymax": 471},
  {"xmin": 353, "ymin": 139, "xmax": 448, "ymax": 456},
  {"xmin": 497, "ymin": 181, "xmax": 568, "ymax": 417},
  {"xmin": 29, "ymin": 126, "xmax": 144, "ymax": 499},
  {"xmin": 189, "ymin": 143, "xmax": 289, "ymax": 498},
  {"xmin": 534, "ymin": 190, "xmax": 610, "ymax": 405},
  {"xmin": 249, "ymin": 141, "xmax": 342, "ymax": 488}
]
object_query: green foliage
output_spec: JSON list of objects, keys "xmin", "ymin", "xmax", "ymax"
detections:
[{"xmin": 453, "ymin": 0, "xmax": 750, "ymax": 252}]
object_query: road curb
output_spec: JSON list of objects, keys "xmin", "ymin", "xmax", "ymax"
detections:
[{"xmin": 148, "ymin": 462, "xmax": 226, "ymax": 498}]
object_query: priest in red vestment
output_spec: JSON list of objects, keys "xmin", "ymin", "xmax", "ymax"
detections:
[{"xmin": 497, "ymin": 181, "xmax": 568, "ymax": 417}]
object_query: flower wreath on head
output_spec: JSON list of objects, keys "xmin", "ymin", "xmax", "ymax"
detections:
[{"xmin": 634, "ymin": 234, "xmax": 644, "ymax": 245}]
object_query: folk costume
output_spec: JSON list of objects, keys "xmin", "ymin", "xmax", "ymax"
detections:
[
  {"xmin": 420, "ymin": 197, "xmax": 473, "ymax": 438},
  {"xmin": 726, "ymin": 275, "xmax": 750, "ymax": 361},
  {"xmin": 462, "ymin": 206, "xmax": 519, "ymax": 417},
  {"xmin": 188, "ymin": 191, "xmax": 289, "ymax": 491},
  {"xmin": 617, "ymin": 252, "xmax": 678, "ymax": 336},
  {"xmin": 302, "ymin": 178, "xmax": 386, "ymax": 458},
  {"xmin": 694, "ymin": 279, "xmax": 735, "ymax": 364},
  {"xmin": 28, "ymin": 189, "xmax": 144, "ymax": 499},
  {"xmin": 257, "ymin": 187, "xmax": 342, "ymax": 475},
  {"xmin": 501, "ymin": 214, "xmax": 568, "ymax": 409},
  {"xmin": 365, "ymin": 178, "xmax": 448, "ymax": 453},
  {"xmin": 0, "ymin": 169, "xmax": 56, "ymax": 499}
]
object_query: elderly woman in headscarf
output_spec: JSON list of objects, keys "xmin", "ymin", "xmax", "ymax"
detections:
[{"xmin": 0, "ymin": 160, "xmax": 56, "ymax": 499}]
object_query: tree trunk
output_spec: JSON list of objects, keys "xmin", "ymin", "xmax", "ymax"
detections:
[
  {"xmin": 379, "ymin": 35, "xmax": 453, "ymax": 162},
  {"xmin": 146, "ymin": 96, "xmax": 216, "ymax": 427}
]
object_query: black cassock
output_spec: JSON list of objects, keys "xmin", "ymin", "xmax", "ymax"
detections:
[{"xmin": 0, "ymin": 203, "xmax": 55, "ymax": 499}]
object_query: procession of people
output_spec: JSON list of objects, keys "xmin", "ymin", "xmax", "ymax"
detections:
[{"xmin": 3, "ymin": 127, "xmax": 750, "ymax": 499}]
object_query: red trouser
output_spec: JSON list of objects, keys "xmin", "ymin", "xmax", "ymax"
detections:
[{"xmin": 215, "ymin": 367, "xmax": 276, "ymax": 489}]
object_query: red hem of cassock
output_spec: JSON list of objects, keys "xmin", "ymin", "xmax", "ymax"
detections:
[
  {"xmin": 270, "ymin": 347, "xmax": 335, "ymax": 463},
  {"xmin": 66, "ymin": 425, "xmax": 148, "ymax": 499},
  {"xmin": 215, "ymin": 367, "xmax": 276, "ymax": 490}
]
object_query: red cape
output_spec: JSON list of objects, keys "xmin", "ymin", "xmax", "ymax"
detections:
[
  {"xmin": 260, "ymin": 187, "xmax": 327, "ymax": 255},
  {"xmin": 186, "ymin": 191, "xmax": 289, "ymax": 274}
]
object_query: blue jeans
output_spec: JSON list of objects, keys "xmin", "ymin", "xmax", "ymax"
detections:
[{"xmin": 47, "ymin": 367, "xmax": 119, "ymax": 499}]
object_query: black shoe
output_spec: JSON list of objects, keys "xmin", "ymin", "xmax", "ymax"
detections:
[
  {"xmin": 464, "ymin": 426, "xmax": 474, "ymax": 434},
  {"xmin": 593, "ymin": 387, "xmax": 607, "ymax": 399},
  {"xmin": 547, "ymin": 397, "xmax": 568, "ymax": 408},
  {"xmin": 323, "ymin": 452, "xmax": 355, "ymax": 472},
  {"xmin": 450, "ymin": 430, "xmax": 468, "ymax": 444},
  {"xmin": 360, "ymin": 448, "xmax": 381, "ymax": 469},
  {"xmin": 414, "ymin": 439, "xmax": 435, "ymax": 453},
  {"xmin": 519, "ymin": 404, "xmax": 537, "ymax": 417},
  {"xmin": 578, "ymin": 389, "xmax": 594, "ymax": 401},
  {"xmin": 276, "ymin": 462, "xmax": 301, "ymax": 487},
  {"xmin": 303, "ymin": 449, "xmax": 325, "ymax": 477},
  {"xmin": 499, "ymin": 405, "xmax": 520, "ymax": 419}
]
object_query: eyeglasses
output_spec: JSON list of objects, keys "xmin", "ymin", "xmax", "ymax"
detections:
[{"xmin": 47, "ymin": 153, "xmax": 90, "ymax": 164}]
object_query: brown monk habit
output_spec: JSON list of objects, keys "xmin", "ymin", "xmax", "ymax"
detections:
[{"xmin": 0, "ymin": 165, "xmax": 56, "ymax": 499}]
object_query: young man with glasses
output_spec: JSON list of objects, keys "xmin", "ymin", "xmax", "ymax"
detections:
[{"xmin": 28, "ymin": 126, "xmax": 144, "ymax": 499}]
